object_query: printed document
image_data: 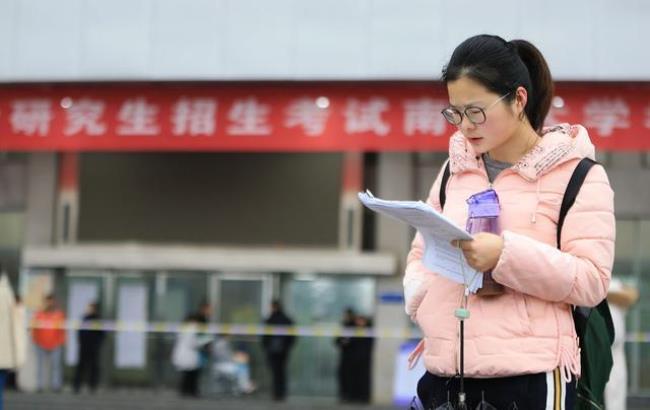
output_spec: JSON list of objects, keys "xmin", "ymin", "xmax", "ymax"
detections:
[{"xmin": 358, "ymin": 190, "xmax": 482, "ymax": 292}]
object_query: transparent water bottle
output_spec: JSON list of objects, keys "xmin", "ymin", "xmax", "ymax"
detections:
[{"xmin": 466, "ymin": 189, "xmax": 505, "ymax": 296}]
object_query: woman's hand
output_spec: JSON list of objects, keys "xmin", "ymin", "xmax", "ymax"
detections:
[{"xmin": 452, "ymin": 232, "xmax": 504, "ymax": 272}]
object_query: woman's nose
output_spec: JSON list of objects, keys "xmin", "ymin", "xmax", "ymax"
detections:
[{"xmin": 459, "ymin": 115, "xmax": 477, "ymax": 133}]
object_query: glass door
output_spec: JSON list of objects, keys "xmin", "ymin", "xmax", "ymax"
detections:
[
  {"xmin": 109, "ymin": 272, "xmax": 155, "ymax": 387},
  {"xmin": 215, "ymin": 274, "xmax": 272, "ymax": 394}
]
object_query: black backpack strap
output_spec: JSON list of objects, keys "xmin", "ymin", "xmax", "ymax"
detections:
[
  {"xmin": 558, "ymin": 158, "xmax": 614, "ymax": 347},
  {"xmin": 557, "ymin": 158, "xmax": 597, "ymax": 248},
  {"xmin": 438, "ymin": 160, "xmax": 451, "ymax": 210}
]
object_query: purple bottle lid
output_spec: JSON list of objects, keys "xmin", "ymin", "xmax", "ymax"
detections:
[{"xmin": 467, "ymin": 189, "xmax": 500, "ymax": 218}]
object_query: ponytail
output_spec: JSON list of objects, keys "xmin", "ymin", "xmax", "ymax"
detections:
[{"xmin": 509, "ymin": 39, "xmax": 553, "ymax": 132}]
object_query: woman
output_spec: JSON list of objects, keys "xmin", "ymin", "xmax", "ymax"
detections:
[
  {"xmin": 404, "ymin": 35, "xmax": 615, "ymax": 409},
  {"xmin": 172, "ymin": 315, "xmax": 211, "ymax": 397}
]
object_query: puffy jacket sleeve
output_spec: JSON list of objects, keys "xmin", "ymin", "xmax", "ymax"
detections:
[
  {"xmin": 403, "ymin": 162, "xmax": 448, "ymax": 319},
  {"xmin": 492, "ymin": 164, "xmax": 615, "ymax": 307}
]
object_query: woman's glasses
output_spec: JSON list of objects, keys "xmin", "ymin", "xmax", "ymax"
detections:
[{"xmin": 441, "ymin": 93, "xmax": 511, "ymax": 126}]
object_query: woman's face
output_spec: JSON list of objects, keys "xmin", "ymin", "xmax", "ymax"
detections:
[{"xmin": 446, "ymin": 76, "xmax": 523, "ymax": 155}]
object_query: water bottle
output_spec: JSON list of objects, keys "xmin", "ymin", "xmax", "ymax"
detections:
[{"xmin": 466, "ymin": 189, "xmax": 505, "ymax": 296}]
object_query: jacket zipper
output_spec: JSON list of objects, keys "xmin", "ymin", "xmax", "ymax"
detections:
[{"xmin": 452, "ymin": 156, "xmax": 514, "ymax": 375}]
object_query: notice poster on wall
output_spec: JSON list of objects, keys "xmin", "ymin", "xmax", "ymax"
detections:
[
  {"xmin": 115, "ymin": 282, "xmax": 147, "ymax": 368},
  {"xmin": 65, "ymin": 282, "xmax": 99, "ymax": 366}
]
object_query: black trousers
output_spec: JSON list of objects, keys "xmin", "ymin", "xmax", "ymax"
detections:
[
  {"xmin": 349, "ymin": 355, "xmax": 372, "ymax": 403},
  {"xmin": 179, "ymin": 369, "xmax": 200, "ymax": 397},
  {"xmin": 73, "ymin": 353, "xmax": 100, "ymax": 393},
  {"xmin": 267, "ymin": 354, "xmax": 288, "ymax": 400},
  {"xmin": 337, "ymin": 355, "xmax": 353, "ymax": 401},
  {"xmin": 417, "ymin": 370, "xmax": 576, "ymax": 409}
]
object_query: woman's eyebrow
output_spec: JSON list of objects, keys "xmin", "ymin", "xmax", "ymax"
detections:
[{"xmin": 448, "ymin": 100, "xmax": 483, "ymax": 108}]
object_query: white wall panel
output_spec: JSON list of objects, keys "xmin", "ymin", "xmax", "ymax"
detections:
[
  {"xmin": 0, "ymin": 0, "xmax": 16, "ymax": 77},
  {"xmin": 292, "ymin": 0, "xmax": 371, "ymax": 79},
  {"xmin": 150, "ymin": 0, "xmax": 224, "ymax": 79},
  {"xmin": 223, "ymin": 0, "xmax": 294, "ymax": 78},
  {"xmin": 368, "ymin": 0, "xmax": 443, "ymax": 78},
  {"xmin": 12, "ymin": 0, "xmax": 82, "ymax": 80},
  {"xmin": 1, "ymin": 0, "xmax": 649, "ymax": 81},
  {"xmin": 81, "ymin": 0, "xmax": 153, "ymax": 79}
]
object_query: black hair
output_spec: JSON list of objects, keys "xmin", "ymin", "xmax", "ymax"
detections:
[{"xmin": 442, "ymin": 34, "xmax": 553, "ymax": 132}]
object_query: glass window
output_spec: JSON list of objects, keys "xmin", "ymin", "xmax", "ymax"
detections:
[
  {"xmin": 282, "ymin": 275, "xmax": 375, "ymax": 396},
  {"xmin": 161, "ymin": 272, "xmax": 208, "ymax": 322},
  {"xmin": 218, "ymin": 279, "xmax": 264, "ymax": 324}
]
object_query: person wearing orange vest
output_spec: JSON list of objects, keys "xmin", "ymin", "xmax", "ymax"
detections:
[{"xmin": 32, "ymin": 294, "xmax": 66, "ymax": 392}]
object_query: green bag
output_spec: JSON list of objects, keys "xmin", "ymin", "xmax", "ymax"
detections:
[{"xmin": 573, "ymin": 303, "xmax": 615, "ymax": 409}]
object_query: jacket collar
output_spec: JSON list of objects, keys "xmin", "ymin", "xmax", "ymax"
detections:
[{"xmin": 448, "ymin": 124, "xmax": 596, "ymax": 182}]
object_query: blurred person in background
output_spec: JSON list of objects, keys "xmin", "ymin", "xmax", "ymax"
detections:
[
  {"xmin": 605, "ymin": 277, "xmax": 640, "ymax": 410},
  {"xmin": 349, "ymin": 315, "xmax": 374, "ymax": 403},
  {"xmin": 172, "ymin": 314, "xmax": 212, "ymax": 398},
  {"xmin": 73, "ymin": 302, "xmax": 105, "ymax": 394},
  {"xmin": 193, "ymin": 302, "xmax": 214, "ymax": 378},
  {"xmin": 0, "ymin": 272, "xmax": 27, "ymax": 410},
  {"xmin": 32, "ymin": 294, "xmax": 66, "ymax": 392},
  {"xmin": 194, "ymin": 301, "xmax": 212, "ymax": 325},
  {"xmin": 261, "ymin": 299, "xmax": 295, "ymax": 401},
  {"xmin": 334, "ymin": 307, "xmax": 356, "ymax": 402},
  {"xmin": 3, "ymin": 294, "xmax": 26, "ymax": 393},
  {"xmin": 212, "ymin": 335, "xmax": 256, "ymax": 394}
]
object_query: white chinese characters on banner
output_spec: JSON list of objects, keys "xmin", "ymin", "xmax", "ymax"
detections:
[
  {"xmin": 10, "ymin": 99, "xmax": 53, "ymax": 136},
  {"xmin": 227, "ymin": 97, "xmax": 272, "ymax": 135},
  {"xmin": 583, "ymin": 98, "xmax": 630, "ymax": 137},
  {"xmin": 116, "ymin": 98, "xmax": 160, "ymax": 136},
  {"xmin": 171, "ymin": 98, "xmax": 217, "ymax": 136},
  {"xmin": 344, "ymin": 98, "xmax": 390, "ymax": 136},
  {"xmin": 645, "ymin": 105, "xmax": 650, "ymax": 129},
  {"xmin": 403, "ymin": 98, "xmax": 447, "ymax": 136},
  {"xmin": 284, "ymin": 98, "xmax": 330, "ymax": 136},
  {"xmin": 64, "ymin": 99, "xmax": 107, "ymax": 136}
]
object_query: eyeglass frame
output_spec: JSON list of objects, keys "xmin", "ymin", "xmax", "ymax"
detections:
[{"xmin": 441, "ymin": 92, "xmax": 512, "ymax": 126}]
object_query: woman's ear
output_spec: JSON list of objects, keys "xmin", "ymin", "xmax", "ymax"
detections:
[{"xmin": 515, "ymin": 86, "xmax": 528, "ymax": 119}]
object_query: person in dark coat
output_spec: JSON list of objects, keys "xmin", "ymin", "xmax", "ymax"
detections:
[
  {"xmin": 261, "ymin": 300, "xmax": 295, "ymax": 401},
  {"xmin": 334, "ymin": 307, "xmax": 356, "ymax": 402},
  {"xmin": 193, "ymin": 302, "xmax": 213, "ymax": 372},
  {"xmin": 73, "ymin": 302, "xmax": 105, "ymax": 393},
  {"xmin": 349, "ymin": 315, "xmax": 374, "ymax": 403}
]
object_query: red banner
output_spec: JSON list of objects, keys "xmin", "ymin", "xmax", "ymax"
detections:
[{"xmin": 0, "ymin": 82, "xmax": 649, "ymax": 151}]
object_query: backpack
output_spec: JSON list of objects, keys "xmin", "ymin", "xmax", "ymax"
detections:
[{"xmin": 439, "ymin": 157, "xmax": 614, "ymax": 409}]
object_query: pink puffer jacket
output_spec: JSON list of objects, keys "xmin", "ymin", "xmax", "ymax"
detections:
[{"xmin": 404, "ymin": 124, "xmax": 615, "ymax": 380}]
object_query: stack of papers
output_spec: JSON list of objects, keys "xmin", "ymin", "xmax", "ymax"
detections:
[{"xmin": 358, "ymin": 190, "xmax": 482, "ymax": 292}]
